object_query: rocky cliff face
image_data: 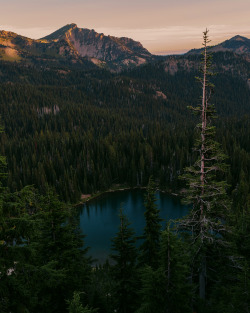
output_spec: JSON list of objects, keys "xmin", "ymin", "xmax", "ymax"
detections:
[
  {"xmin": 43, "ymin": 23, "xmax": 153, "ymax": 70},
  {"xmin": 0, "ymin": 23, "xmax": 153, "ymax": 71},
  {"xmin": 43, "ymin": 24, "xmax": 151, "ymax": 60},
  {"xmin": 0, "ymin": 28, "xmax": 80, "ymax": 61}
]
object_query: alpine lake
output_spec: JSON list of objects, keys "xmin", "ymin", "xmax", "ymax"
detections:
[{"xmin": 79, "ymin": 189, "xmax": 188, "ymax": 263}]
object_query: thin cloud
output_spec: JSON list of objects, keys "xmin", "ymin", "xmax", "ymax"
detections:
[
  {"xmin": 93, "ymin": 25, "xmax": 250, "ymax": 41},
  {"xmin": 92, "ymin": 25, "xmax": 250, "ymax": 52}
]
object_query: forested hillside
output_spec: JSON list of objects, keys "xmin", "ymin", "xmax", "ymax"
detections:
[{"xmin": 0, "ymin": 50, "xmax": 249, "ymax": 202}]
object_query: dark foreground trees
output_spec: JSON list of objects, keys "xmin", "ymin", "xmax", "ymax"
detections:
[
  {"xmin": 139, "ymin": 177, "xmax": 162, "ymax": 268},
  {"xmin": 0, "ymin": 185, "xmax": 91, "ymax": 313},
  {"xmin": 137, "ymin": 224, "xmax": 192, "ymax": 313},
  {"xmin": 110, "ymin": 209, "xmax": 138, "ymax": 313}
]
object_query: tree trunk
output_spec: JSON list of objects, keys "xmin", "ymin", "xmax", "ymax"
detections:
[
  {"xmin": 200, "ymin": 29, "xmax": 208, "ymax": 220},
  {"xmin": 199, "ymin": 30, "xmax": 208, "ymax": 300}
]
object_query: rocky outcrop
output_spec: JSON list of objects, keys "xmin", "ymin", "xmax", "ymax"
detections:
[{"xmin": 163, "ymin": 56, "xmax": 199, "ymax": 75}]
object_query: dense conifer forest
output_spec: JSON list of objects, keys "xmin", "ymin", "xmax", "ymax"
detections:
[
  {"xmin": 0, "ymin": 51, "xmax": 249, "ymax": 202},
  {"xmin": 0, "ymin": 38, "xmax": 250, "ymax": 312}
]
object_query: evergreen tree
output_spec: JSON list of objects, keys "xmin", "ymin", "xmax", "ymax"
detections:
[
  {"xmin": 137, "ymin": 224, "xmax": 192, "ymax": 313},
  {"xmin": 136, "ymin": 265, "xmax": 166, "ymax": 313},
  {"xmin": 88, "ymin": 262, "xmax": 116, "ymax": 313},
  {"xmin": 0, "ymin": 127, "xmax": 39, "ymax": 312},
  {"xmin": 30, "ymin": 188, "xmax": 91, "ymax": 313},
  {"xmin": 0, "ymin": 185, "xmax": 42, "ymax": 312},
  {"xmin": 222, "ymin": 189, "xmax": 250, "ymax": 312},
  {"xmin": 67, "ymin": 292, "xmax": 97, "ymax": 313},
  {"xmin": 110, "ymin": 209, "xmax": 138, "ymax": 313},
  {"xmin": 159, "ymin": 225, "xmax": 192, "ymax": 313},
  {"xmin": 140, "ymin": 177, "xmax": 162, "ymax": 268},
  {"xmin": 0, "ymin": 130, "xmax": 10, "ymax": 312},
  {"xmin": 179, "ymin": 29, "xmax": 230, "ymax": 302}
]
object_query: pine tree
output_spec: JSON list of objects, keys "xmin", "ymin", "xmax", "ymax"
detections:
[
  {"xmin": 110, "ymin": 209, "xmax": 138, "ymax": 313},
  {"xmin": 159, "ymin": 225, "xmax": 192, "ymax": 312},
  {"xmin": 0, "ymin": 185, "xmax": 41, "ymax": 312},
  {"xmin": 87, "ymin": 262, "xmax": 116, "ymax": 313},
  {"xmin": 30, "ymin": 187, "xmax": 91, "ymax": 313},
  {"xmin": 179, "ymin": 29, "xmax": 230, "ymax": 302},
  {"xmin": 0, "ymin": 133, "xmax": 9, "ymax": 312},
  {"xmin": 67, "ymin": 292, "xmax": 97, "ymax": 313},
  {"xmin": 139, "ymin": 177, "xmax": 162, "ymax": 268},
  {"xmin": 136, "ymin": 224, "xmax": 192, "ymax": 313},
  {"xmin": 0, "ymin": 127, "xmax": 39, "ymax": 312}
]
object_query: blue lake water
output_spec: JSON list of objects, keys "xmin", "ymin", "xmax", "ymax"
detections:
[{"xmin": 79, "ymin": 189, "xmax": 188, "ymax": 263}]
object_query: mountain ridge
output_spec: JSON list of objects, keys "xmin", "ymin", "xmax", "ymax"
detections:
[
  {"xmin": 0, "ymin": 24, "xmax": 249, "ymax": 71},
  {"xmin": 42, "ymin": 23, "xmax": 152, "ymax": 65},
  {"xmin": 187, "ymin": 34, "xmax": 250, "ymax": 56},
  {"xmin": 0, "ymin": 23, "xmax": 154, "ymax": 71}
]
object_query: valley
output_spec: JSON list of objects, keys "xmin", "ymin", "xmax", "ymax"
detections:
[{"xmin": 0, "ymin": 24, "xmax": 249, "ymax": 313}]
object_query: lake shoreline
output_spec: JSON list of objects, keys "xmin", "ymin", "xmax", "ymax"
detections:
[{"xmin": 74, "ymin": 184, "xmax": 179, "ymax": 207}]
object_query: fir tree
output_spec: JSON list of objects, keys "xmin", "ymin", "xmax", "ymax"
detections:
[
  {"xmin": 140, "ymin": 177, "xmax": 162, "ymax": 268},
  {"xmin": 88, "ymin": 262, "xmax": 116, "ymax": 313},
  {"xmin": 67, "ymin": 292, "xmax": 97, "ymax": 313},
  {"xmin": 137, "ymin": 224, "xmax": 192, "ymax": 313},
  {"xmin": 30, "ymin": 188, "xmax": 91, "ymax": 313},
  {"xmin": 110, "ymin": 209, "xmax": 138, "ymax": 313},
  {"xmin": 179, "ymin": 29, "xmax": 230, "ymax": 302},
  {"xmin": 0, "ymin": 127, "xmax": 39, "ymax": 312}
]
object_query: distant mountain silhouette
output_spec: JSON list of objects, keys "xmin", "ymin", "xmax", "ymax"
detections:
[{"xmin": 187, "ymin": 35, "xmax": 250, "ymax": 55}]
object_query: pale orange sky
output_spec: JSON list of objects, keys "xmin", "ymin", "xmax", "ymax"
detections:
[{"xmin": 0, "ymin": 0, "xmax": 249, "ymax": 54}]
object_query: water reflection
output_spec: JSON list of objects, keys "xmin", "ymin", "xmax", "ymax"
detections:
[{"xmin": 79, "ymin": 189, "xmax": 187, "ymax": 263}]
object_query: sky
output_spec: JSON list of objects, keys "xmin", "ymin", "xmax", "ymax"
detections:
[{"xmin": 0, "ymin": 0, "xmax": 250, "ymax": 55}]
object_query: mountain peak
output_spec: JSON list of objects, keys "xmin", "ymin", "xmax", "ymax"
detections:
[
  {"xmin": 0, "ymin": 23, "xmax": 153, "ymax": 71},
  {"xmin": 187, "ymin": 34, "xmax": 250, "ymax": 55},
  {"xmin": 68, "ymin": 23, "xmax": 77, "ymax": 28},
  {"xmin": 229, "ymin": 35, "xmax": 248, "ymax": 42},
  {"xmin": 41, "ymin": 23, "xmax": 78, "ymax": 41},
  {"xmin": 218, "ymin": 35, "xmax": 250, "ymax": 54},
  {"xmin": 39, "ymin": 24, "xmax": 152, "ymax": 69}
]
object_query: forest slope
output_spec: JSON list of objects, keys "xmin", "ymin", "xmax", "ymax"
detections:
[{"xmin": 0, "ymin": 47, "xmax": 249, "ymax": 201}]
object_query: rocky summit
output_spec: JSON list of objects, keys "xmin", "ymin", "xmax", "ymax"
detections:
[{"xmin": 0, "ymin": 23, "xmax": 154, "ymax": 71}]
